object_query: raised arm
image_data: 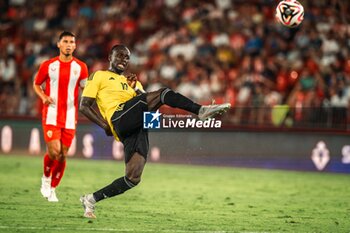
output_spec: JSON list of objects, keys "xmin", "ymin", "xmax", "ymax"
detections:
[
  {"xmin": 79, "ymin": 97, "xmax": 113, "ymax": 136},
  {"xmin": 126, "ymin": 73, "xmax": 146, "ymax": 95}
]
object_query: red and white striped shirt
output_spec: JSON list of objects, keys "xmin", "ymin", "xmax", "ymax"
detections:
[{"xmin": 34, "ymin": 56, "xmax": 88, "ymax": 129}]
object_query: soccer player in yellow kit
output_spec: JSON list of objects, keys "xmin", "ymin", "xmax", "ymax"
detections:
[{"xmin": 79, "ymin": 44, "xmax": 230, "ymax": 218}]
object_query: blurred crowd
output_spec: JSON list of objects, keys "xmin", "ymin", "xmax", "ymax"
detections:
[{"xmin": 0, "ymin": 0, "xmax": 349, "ymax": 128}]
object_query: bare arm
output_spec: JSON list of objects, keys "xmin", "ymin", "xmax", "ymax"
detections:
[
  {"xmin": 79, "ymin": 96, "xmax": 113, "ymax": 136},
  {"xmin": 33, "ymin": 83, "xmax": 54, "ymax": 105}
]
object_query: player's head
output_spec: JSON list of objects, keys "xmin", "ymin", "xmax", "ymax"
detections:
[
  {"xmin": 57, "ymin": 31, "xmax": 76, "ymax": 58},
  {"xmin": 109, "ymin": 44, "xmax": 130, "ymax": 74}
]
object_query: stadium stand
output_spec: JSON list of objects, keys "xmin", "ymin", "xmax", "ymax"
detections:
[{"xmin": 0, "ymin": 0, "xmax": 349, "ymax": 130}]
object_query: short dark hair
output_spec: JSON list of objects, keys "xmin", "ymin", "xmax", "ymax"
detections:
[
  {"xmin": 58, "ymin": 31, "xmax": 75, "ymax": 41},
  {"xmin": 110, "ymin": 44, "xmax": 129, "ymax": 55}
]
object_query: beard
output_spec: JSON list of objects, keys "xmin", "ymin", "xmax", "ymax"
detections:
[{"xmin": 63, "ymin": 51, "xmax": 72, "ymax": 57}]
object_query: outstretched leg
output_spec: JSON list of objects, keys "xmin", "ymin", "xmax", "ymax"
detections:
[
  {"xmin": 146, "ymin": 88, "xmax": 201, "ymax": 114},
  {"xmin": 80, "ymin": 88, "xmax": 230, "ymax": 219},
  {"xmin": 146, "ymin": 88, "xmax": 231, "ymax": 120}
]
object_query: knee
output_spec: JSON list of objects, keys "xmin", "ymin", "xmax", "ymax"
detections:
[
  {"xmin": 47, "ymin": 145, "xmax": 67, "ymax": 161},
  {"xmin": 126, "ymin": 173, "xmax": 141, "ymax": 185},
  {"xmin": 48, "ymin": 147, "xmax": 60, "ymax": 160},
  {"xmin": 125, "ymin": 153, "xmax": 146, "ymax": 185},
  {"xmin": 57, "ymin": 154, "xmax": 66, "ymax": 162},
  {"xmin": 126, "ymin": 169, "xmax": 142, "ymax": 185},
  {"xmin": 130, "ymin": 177, "xmax": 141, "ymax": 185}
]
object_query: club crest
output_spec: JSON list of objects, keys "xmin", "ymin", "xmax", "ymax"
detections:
[{"xmin": 47, "ymin": 130, "xmax": 53, "ymax": 138}]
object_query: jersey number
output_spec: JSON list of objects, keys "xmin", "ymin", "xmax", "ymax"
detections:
[{"xmin": 120, "ymin": 82, "xmax": 128, "ymax": 90}]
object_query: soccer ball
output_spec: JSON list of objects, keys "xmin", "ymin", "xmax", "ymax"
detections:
[{"xmin": 275, "ymin": 0, "xmax": 304, "ymax": 28}]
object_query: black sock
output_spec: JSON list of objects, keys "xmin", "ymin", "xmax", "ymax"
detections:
[
  {"xmin": 93, "ymin": 176, "xmax": 136, "ymax": 202},
  {"xmin": 160, "ymin": 88, "xmax": 201, "ymax": 115}
]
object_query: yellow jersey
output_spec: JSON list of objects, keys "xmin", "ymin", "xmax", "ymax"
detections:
[{"xmin": 82, "ymin": 70, "xmax": 144, "ymax": 140}]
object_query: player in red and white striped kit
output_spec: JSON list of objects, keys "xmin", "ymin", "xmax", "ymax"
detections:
[{"xmin": 33, "ymin": 31, "xmax": 88, "ymax": 202}]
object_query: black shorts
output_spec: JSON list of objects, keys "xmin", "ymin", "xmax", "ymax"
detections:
[{"xmin": 111, "ymin": 94, "xmax": 149, "ymax": 163}]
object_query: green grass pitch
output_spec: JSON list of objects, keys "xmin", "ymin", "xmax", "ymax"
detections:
[{"xmin": 0, "ymin": 155, "xmax": 349, "ymax": 233}]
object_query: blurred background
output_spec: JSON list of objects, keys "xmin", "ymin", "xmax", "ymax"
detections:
[
  {"xmin": 0, "ymin": 0, "xmax": 349, "ymax": 172},
  {"xmin": 0, "ymin": 0, "xmax": 349, "ymax": 130}
]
